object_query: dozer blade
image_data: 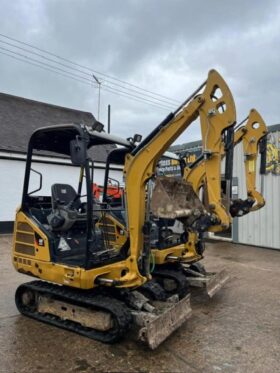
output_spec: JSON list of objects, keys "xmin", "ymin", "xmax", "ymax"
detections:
[
  {"xmin": 132, "ymin": 294, "xmax": 192, "ymax": 349},
  {"xmin": 206, "ymin": 269, "xmax": 229, "ymax": 298},
  {"xmin": 183, "ymin": 266, "xmax": 229, "ymax": 298}
]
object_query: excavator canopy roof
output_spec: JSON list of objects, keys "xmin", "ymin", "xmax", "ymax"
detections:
[{"xmin": 29, "ymin": 123, "xmax": 133, "ymax": 156}]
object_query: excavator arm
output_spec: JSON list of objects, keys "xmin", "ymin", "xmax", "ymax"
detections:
[
  {"xmin": 224, "ymin": 109, "xmax": 268, "ymax": 216},
  {"xmin": 240, "ymin": 109, "xmax": 268, "ymax": 211}
]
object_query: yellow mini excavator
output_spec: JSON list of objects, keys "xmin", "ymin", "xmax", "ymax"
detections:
[{"xmin": 13, "ymin": 69, "xmax": 238, "ymax": 348}]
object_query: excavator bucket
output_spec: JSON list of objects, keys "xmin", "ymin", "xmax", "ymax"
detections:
[{"xmin": 151, "ymin": 177, "xmax": 207, "ymax": 227}]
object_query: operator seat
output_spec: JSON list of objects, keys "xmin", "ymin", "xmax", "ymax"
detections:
[
  {"xmin": 51, "ymin": 184, "xmax": 81, "ymax": 210},
  {"xmin": 47, "ymin": 183, "xmax": 86, "ymax": 231}
]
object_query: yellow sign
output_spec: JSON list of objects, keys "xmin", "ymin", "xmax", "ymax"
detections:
[{"xmin": 266, "ymin": 134, "xmax": 280, "ymax": 175}]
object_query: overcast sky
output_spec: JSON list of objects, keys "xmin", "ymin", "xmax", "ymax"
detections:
[{"xmin": 0, "ymin": 0, "xmax": 280, "ymax": 144}]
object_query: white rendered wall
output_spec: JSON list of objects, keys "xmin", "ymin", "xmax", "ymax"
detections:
[
  {"xmin": 0, "ymin": 158, "xmax": 122, "ymax": 222},
  {"xmin": 232, "ymin": 139, "xmax": 280, "ymax": 250}
]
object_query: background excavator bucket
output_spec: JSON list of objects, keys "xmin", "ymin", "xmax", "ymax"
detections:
[{"xmin": 151, "ymin": 177, "xmax": 207, "ymax": 226}]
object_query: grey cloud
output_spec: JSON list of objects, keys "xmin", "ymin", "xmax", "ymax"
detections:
[{"xmin": 0, "ymin": 0, "xmax": 279, "ymax": 143}]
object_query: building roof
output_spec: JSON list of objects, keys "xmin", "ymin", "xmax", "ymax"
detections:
[
  {"xmin": 267, "ymin": 123, "xmax": 280, "ymax": 133},
  {"xmin": 170, "ymin": 140, "xmax": 202, "ymax": 153},
  {"xmin": 0, "ymin": 92, "xmax": 114, "ymax": 162}
]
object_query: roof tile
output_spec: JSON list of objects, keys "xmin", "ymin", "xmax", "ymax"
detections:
[{"xmin": 0, "ymin": 92, "xmax": 113, "ymax": 162}]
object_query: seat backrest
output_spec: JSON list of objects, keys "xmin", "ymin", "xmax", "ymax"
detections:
[{"xmin": 51, "ymin": 184, "xmax": 80, "ymax": 209}]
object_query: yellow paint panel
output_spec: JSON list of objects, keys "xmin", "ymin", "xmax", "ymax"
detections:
[
  {"xmin": 13, "ymin": 211, "xmax": 50, "ymax": 262},
  {"xmin": 13, "ymin": 211, "xmax": 145, "ymax": 289},
  {"xmin": 248, "ymin": 160, "xmax": 255, "ymax": 173}
]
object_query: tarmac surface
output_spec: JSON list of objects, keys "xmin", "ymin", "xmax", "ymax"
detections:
[{"xmin": 1, "ymin": 234, "xmax": 280, "ymax": 373}]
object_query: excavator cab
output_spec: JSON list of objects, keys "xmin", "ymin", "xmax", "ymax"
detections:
[
  {"xmin": 19, "ymin": 124, "xmax": 117, "ymax": 268},
  {"xmin": 13, "ymin": 122, "xmax": 149, "ymax": 286}
]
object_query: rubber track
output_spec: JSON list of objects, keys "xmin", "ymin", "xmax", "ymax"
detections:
[
  {"xmin": 139, "ymin": 279, "xmax": 167, "ymax": 301},
  {"xmin": 153, "ymin": 268, "xmax": 189, "ymax": 299},
  {"xmin": 15, "ymin": 280, "xmax": 132, "ymax": 344}
]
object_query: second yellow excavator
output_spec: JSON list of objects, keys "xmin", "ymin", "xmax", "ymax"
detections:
[{"xmin": 99, "ymin": 108, "xmax": 267, "ymax": 298}]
